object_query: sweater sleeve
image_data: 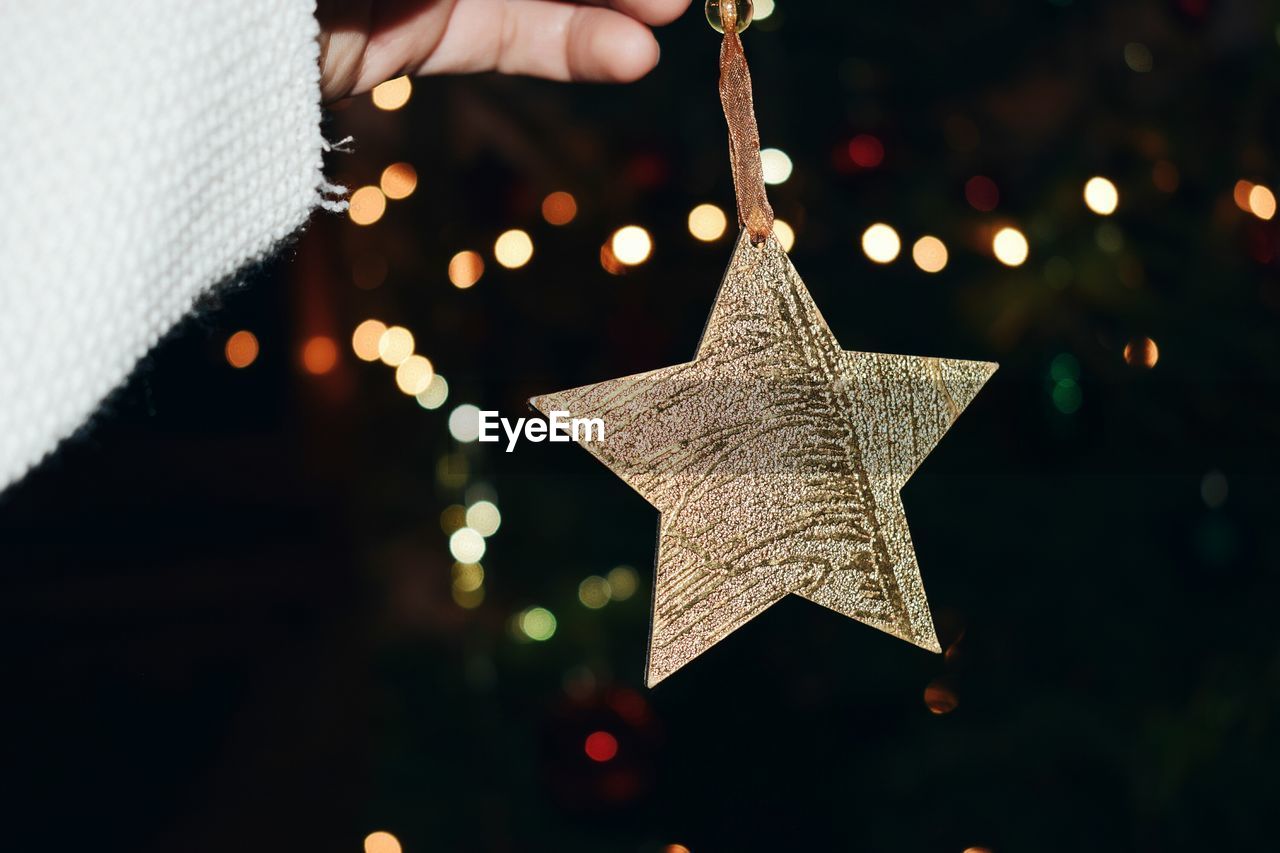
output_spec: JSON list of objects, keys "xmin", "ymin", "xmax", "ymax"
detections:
[{"xmin": 0, "ymin": 0, "xmax": 341, "ymax": 488}]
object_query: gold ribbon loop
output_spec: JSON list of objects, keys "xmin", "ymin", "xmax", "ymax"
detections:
[{"xmin": 718, "ymin": 7, "xmax": 775, "ymax": 245}]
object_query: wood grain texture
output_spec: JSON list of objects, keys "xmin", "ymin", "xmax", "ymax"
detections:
[{"xmin": 532, "ymin": 233, "xmax": 996, "ymax": 687}]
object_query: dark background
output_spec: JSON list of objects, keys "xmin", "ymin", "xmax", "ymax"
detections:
[{"xmin": 3, "ymin": 1, "xmax": 1279, "ymax": 850}]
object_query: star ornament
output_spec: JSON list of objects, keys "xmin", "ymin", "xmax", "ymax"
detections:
[{"xmin": 533, "ymin": 233, "xmax": 996, "ymax": 687}]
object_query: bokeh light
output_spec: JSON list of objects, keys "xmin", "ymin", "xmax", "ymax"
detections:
[
  {"xmin": 348, "ymin": 186, "xmax": 386, "ymax": 226},
  {"xmin": 611, "ymin": 226, "xmax": 653, "ymax": 265},
  {"xmin": 584, "ymin": 731, "xmax": 619, "ymax": 762},
  {"xmin": 848, "ymin": 134, "xmax": 884, "ymax": 168},
  {"xmin": 1233, "ymin": 179, "xmax": 1256, "ymax": 212},
  {"xmin": 1124, "ymin": 42, "xmax": 1153, "ymax": 73},
  {"xmin": 773, "ymin": 219, "xmax": 796, "ymax": 252},
  {"xmin": 578, "ymin": 576, "xmax": 612, "ymax": 609},
  {"xmin": 1050, "ymin": 352, "xmax": 1080, "ymax": 384},
  {"xmin": 754, "ymin": 0, "xmax": 776, "ymax": 20},
  {"xmin": 861, "ymin": 223, "xmax": 901, "ymax": 264},
  {"xmin": 452, "ymin": 561, "xmax": 485, "ymax": 593},
  {"xmin": 377, "ymin": 326, "xmax": 414, "ymax": 367},
  {"xmin": 225, "ymin": 330, "xmax": 259, "ymax": 369},
  {"xmin": 453, "ymin": 584, "xmax": 485, "ymax": 609},
  {"xmin": 965, "ymin": 175, "xmax": 999, "ymax": 212},
  {"xmin": 371, "ymin": 76, "xmax": 411, "ymax": 110},
  {"xmin": 1249, "ymin": 184, "xmax": 1277, "ymax": 220},
  {"xmin": 760, "ymin": 148, "xmax": 793, "ymax": 185},
  {"xmin": 395, "ymin": 354, "xmax": 434, "ymax": 395},
  {"xmin": 1083, "ymin": 176, "xmax": 1119, "ymax": 215},
  {"xmin": 448, "ymin": 250, "xmax": 485, "ymax": 289},
  {"xmin": 924, "ymin": 679, "xmax": 958, "ymax": 714},
  {"xmin": 992, "ymin": 226, "xmax": 1029, "ymax": 266},
  {"xmin": 494, "ymin": 229, "xmax": 534, "ymax": 269},
  {"xmin": 448, "ymin": 404, "xmax": 482, "ymax": 443},
  {"xmin": 449, "ymin": 527, "xmax": 486, "ymax": 563},
  {"xmin": 364, "ymin": 831, "xmax": 402, "ymax": 853},
  {"xmin": 911, "ymin": 236, "xmax": 948, "ymax": 273},
  {"xmin": 607, "ymin": 566, "xmax": 638, "ymax": 601},
  {"xmin": 1053, "ymin": 379, "xmax": 1083, "ymax": 414},
  {"xmin": 440, "ymin": 504, "xmax": 467, "ymax": 535},
  {"xmin": 1123, "ymin": 337, "xmax": 1159, "ymax": 368},
  {"xmin": 688, "ymin": 203, "xmax": 729, "ymax": 242},
  {"xmin": 541, "ymin": 191, "xmax": 578, "ymax": 225},
  {"xmin": 600, "ymin": 241, "xmax": 626, "ymax": 275},
  {"xmin": 379, "ymin": 162, "xmax": 418, "ymax": 200},
  {"xmin": 301, "ymin": 335, "xmax": 338, "ymax": 375},
  {"xmin": 416, "ymin": 374, "xmax": 449, "ymax": 410},
  {"xmin": 519, "ymin": 607, "xmax": 557, "ymax": 641},
  {"xmin": 466, "ymin": 501, "xmax": 502, "ymax": 537},
  {"xmin": 352, "ymin": 319, "xmax": 386, "ymax": 362}
]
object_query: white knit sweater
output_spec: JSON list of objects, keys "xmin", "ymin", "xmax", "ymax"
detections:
[{"xmin": 0, "ymin": 0, "xmax": 340, "ymax": 488}]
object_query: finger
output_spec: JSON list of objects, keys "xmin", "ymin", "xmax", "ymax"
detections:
[
  {"xmin": 320, "ymin": 0, "xmax": 458, "ymax": 101},
  {"xmin": 419, "ymin": 0, "xmax": 661, "ymax": 83},
  {"xmin": 590, "ymin": 0, "xmax": 692, "ymax": 26}
]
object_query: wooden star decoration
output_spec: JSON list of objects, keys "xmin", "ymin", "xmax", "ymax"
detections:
[{"xmin": 532, "ymin": 233, "xmax": 996, "ymax": 687}]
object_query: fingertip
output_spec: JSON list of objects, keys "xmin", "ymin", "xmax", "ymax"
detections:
[
  {"xmin": 569, "ymin": 10, "xmax": 661, "ymax": 82},
  {"xmin": 501, "ymin": 5, "xmax": 666, "ymax": 85},
  {"xmin": 617, "ymin": 0, "xmax": 693, "ymax": 27},
  {"xmin": 603, "ymin": 24, "xmax": 660, "ymax": 82}
]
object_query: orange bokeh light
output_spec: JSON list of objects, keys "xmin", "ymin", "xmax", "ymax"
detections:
[
  {"xmin": 1233, "ymin": 179, "xmax": 1255, "ymax": 213},
  {"xmin": 364, "ymin": 831, "xmax": 402, "ymax": 853},
  {"xmin": 542, "ymin": 191, "xmax": 578, "ymax": 225},
  {"xmin": 380, "ymin": 162, "xmax": 418, "ymax": 200},
  {"xmin": 371, "ymin": 76, "xmax": 411, "ymax": 111},
  {"xmin": 352, "ymin": 319, "xmax": 387, "ymax": 362},
  {"xmin": 1123, "ymin": 337, "xmax": 1159, "ymax": 368},
  {"xmin": 225, "ymin": 330, "xmax": 259, "ymax": 368},
  {"xmin": 302, "ymin": 335, "xmax": 338, "ymax": 375},
  {"xmin": 348, "ymin": 186, "xmax": 386, "ymax": 226},
  {"xmin": 449, "ymin": 251, "xmax": 485, "ymax": 289},
  {"xmin": 600, "ymin": 242, "xmax": 625, "ymax": 276}
]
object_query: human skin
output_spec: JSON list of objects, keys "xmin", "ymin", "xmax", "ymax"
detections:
[{"xmin": 318, "ymin": 0, "xmax": 693, "ymax": 102}]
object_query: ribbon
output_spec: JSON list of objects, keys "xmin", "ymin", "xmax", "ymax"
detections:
[{"xmin": 718, "ymin": 3, "xmax": 775, "ymax": 245}]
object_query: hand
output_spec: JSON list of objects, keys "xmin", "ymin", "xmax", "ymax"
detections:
[{"xmin": 319, "ymin": 0, "xmax": 692, "ymax": 103}]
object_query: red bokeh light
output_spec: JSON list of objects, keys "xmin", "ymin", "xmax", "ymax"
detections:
[
  {"xmin": 848, "ymin": 134, "xmax": 884, "ymax": 168},
  {"xmin": 965, "ymin": 175, "xmax": 1000, "ymax": 212},
  {"xmin": 584, "ymin": 731, "xmax": 619, "ymax": 763}
]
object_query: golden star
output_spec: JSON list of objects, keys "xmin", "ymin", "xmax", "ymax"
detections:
[{"xmin": 532, "ymin": 234, "xmax": 996, "ymax": 687}]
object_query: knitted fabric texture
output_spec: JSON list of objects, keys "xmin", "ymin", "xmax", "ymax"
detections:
[{"xmin": 0, "ymin": 0, "xmax": 341, "ymax": 488}]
